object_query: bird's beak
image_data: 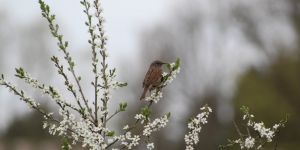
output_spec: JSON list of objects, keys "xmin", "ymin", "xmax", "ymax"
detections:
[{"xmin": 162, "ymin": 62, "xmax": 166, "ymax": 64}]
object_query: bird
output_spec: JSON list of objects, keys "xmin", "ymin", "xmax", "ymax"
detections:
[{"xmin": 140, "ymin": 60, "xmax": 165, "ymax": 100}]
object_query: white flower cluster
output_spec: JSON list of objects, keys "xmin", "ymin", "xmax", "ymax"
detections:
[
  {"xmin": 119, "ymin": 114, "xmax": 168, "ymax": 150},
  {"xmin": 0, "ymin": 79, "xmax": 39, "ymax": 111},
  {"xmin": 231, "ymin": 113, "xmax": 283, "ymax": 149},
  {"xmin": 20, "ymin": 91, "xmax": 40, "ymax": 111},
  {"xmin": 15, "ymin": 69, "xmax": 78, "ymax": 111},
  {"xmin": 185, "ymin": 105, "xmax": 212, "ymax": 150},
  {"xmin": 101, "ymin": 75, "xmax": 125, "ymax": 101},
  {"xmin": 253, "ymin": 122, "xmax": 273, "ymax": 140},
  {"xmin": 233, "ymin": 136, "xmax": 256, "ymax": 149},
  {"xmin": 120, "ymin": 134, "xmax": 141, "ymax": 149},
  {"xmin": 143, "ymin": 115, "xmax": 169, "ymax": 137},
  {"xmin": 23, "ymin": 72, "xmax": 39, "ymax": 88},
  {"xmin": 83, "ymin": 0, "xmax": 108, "ymax": 50},
  {"xmin": 162, "ymin": 62, "xmax": 181, "ymax": 84},
  {"xmin": 145, "ymin": 89, "xmax": 163, "ymax": 103},
  {"xmin": 44, "ymin": 108, "xmax": 110, "ymax": 150},
  {"xmin": 244, "ymin": 137, "xmax": 255, "ymax": 149},
  {"xmin": 42, "ymin": 85, "xmax": 77, "ymax": 109}
]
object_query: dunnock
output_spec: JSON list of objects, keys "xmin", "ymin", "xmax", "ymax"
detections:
[{"xmin": 140, "ymin": 60, "xmax": 165, "ymax": 100}]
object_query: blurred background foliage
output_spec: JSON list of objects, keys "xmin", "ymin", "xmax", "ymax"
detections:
[{"xmin": 0, "ymin": 0, "xmax": 299, "ymax": 150}]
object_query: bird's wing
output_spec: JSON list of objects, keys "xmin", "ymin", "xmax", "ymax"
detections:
[{"xmin": 144, "ymin": 68, "xmax": 163, "ymax": 87}]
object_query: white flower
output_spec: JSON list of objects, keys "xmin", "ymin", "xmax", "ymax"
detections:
[
  {"xmin": 244, "ymin": 137, "xmax": 255, "ymax": 148},
  {"xmin": 162, "ymin": 72, "xmax": 168, "ymax": 77},
  {"xmin": 135, "ymin": 114, "xmax": 145, "ymax": 120},
  {"xmin": 147, "ymin": 143, "xmax": 154, "ymax": 150},
  {"xmin": 186, "ymin": 145, "xmax": 194, "ymax": 150},
  {"xmin": 254, "ymin": 122, "xmax": 264, "ymax": 131},
  {"xmin": 273, "ymin": 124, "xmax": 280, "ymax": 130},
  {"xmin": 123, "ymin": 125, "xmax": 129, "ymax": 130},
  {"xmin": 107, "ymin": 138, "xmax": 113, "ymax": 144},
  {"xmin": 143, "ymin": 127, "xmax": 152, "ymax": 136},
  {"xmin": 257, "ymin": 145, "xmax": 262, "ymax": 149},
  {"xmin": 176, "ymin": 67, "xmax": 181, "ymax": 73}
]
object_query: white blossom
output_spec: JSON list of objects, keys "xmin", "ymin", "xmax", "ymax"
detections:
[
  {"xmin": 123, "ymin": 125, "xmax": 129, "ymax": 130},
  {"xmin": 185, "ymin": 105, "xmax": 211, "ymax": 149},
  {"xmin": 147, "ymin": 143, "xmax": 154, "ymax": 150},
  {"xmin": 244, "ymin": 137, "xmax": 255, "ymax": 148}
]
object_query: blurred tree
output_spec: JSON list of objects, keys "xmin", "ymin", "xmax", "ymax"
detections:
[
  {"xmin": 0, "ymin": 10, "xmax": 61, "ymax": 150},
  {"xmin": 232, "ymin": 51, "xmax": 300, "ymax": 150},
  {"xmin": 116, "ymin": 0, "xmax": 300, "ymax": 149}
]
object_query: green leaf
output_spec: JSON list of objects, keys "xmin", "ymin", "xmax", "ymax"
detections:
[
  {"xmin": 61, "ymin": 137, "xmax": 70, "ymax": 150},
  {"xmin": 46, "ymin": 5, "xmax": 50, "ymax": 12},
  {"xmin": 123, "ymin": 102, "xmax": 127, "ymax": 109},
  {"xmin": 286, "ymin": 114, "xmax": 290, "ymax": 119},
  {"xmin": 107, "ymin": 131, "xmax": 115, "ymax": 136},
  {"xmin": 174, "ymin": 57, "xmax": 180, "ymax": 70},
  {"xmin": 166, "ymin": 63, "xmax": 171, "ymax": 70},
  {"xmin": 78, "ymin": 76, "xmax": 81, "ymax": 81},
  {"xmin": 188, "ymin": 117, "xmax": 194, "ymax": 122},
  {"xmin": 166, "ymin": 112, "xmax": 171, "ymax": 118},
  {"xmin": 65, "ymin": 41, "xmax": 68, "ymax": 47},
  {"xmin": 141, "ymin": 106, "xmax": 152, "ymax": 117},
  {"xmin": 218, "ymin": 145, "xmax": 226, "ymax": 150}
]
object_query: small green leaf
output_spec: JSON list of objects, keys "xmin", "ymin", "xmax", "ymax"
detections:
[
  {"xmin": 166, "ymin": 112, "xmax": 171, "ymax": 118},
  {"xmin": 188, "ymin": 117, "xmax": 194, "ymax": 122},
  {"xmin": 123, "ymin": 102, "xmax": 127, "ymax": 109},
  {"xmin": 286, "ymin": 114, "xmax": 290, "ymax": 119},
  {"xmin": 61, "ymin": 137, "xmax": 70, "ymax": 150},
  {"xmin": 227, "ymin": 139, "xmax": 232, "ymax": 143},
  {"xmin": 65, "ymin": 41, "xmax": 68, "ymax": 47},
  {"xmin": 174, "ymin": 57, "xmax": 180, "ymax": 70},
  {"xmin": 107, "ymin": 131, "xmax": 115, "ymax": 136},
  {"xmin": 166, "ymin": 63, "xmax": 171, "ymax": 70},
  {"xmin": 46, "ymin": 5, "xmax": 50, "ymax": 12},
  {"xmin": 78, "ymin": 76, "xmax": 81, "ymax": 81}
]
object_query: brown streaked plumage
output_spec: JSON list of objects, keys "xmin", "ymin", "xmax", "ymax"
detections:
[{"xmin": 140, "ymin": 60, "xmax": 165, "ymax": 100}]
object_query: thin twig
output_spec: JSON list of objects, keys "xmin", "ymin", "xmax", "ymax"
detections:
[
  {"xmin": 232, "ymin": 119, "xmax": 245, "ymax": 142},
  {"xmin": 106, "ymin": 109, "xmax": 121, "ymax": 122},
  {"xmin": 274, "ymin": 128, "xmax": 281, "ymax": 150}
]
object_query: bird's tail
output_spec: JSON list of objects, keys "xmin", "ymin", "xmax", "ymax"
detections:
[{"xmin": 140, "ymin": 86, "xmax": 149, "ymax": 100}]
